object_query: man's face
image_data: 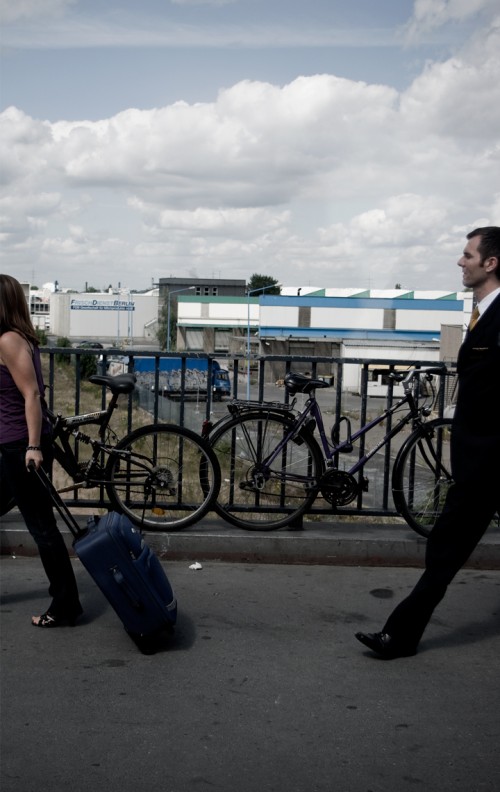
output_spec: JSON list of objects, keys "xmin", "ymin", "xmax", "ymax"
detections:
[{"xmin": 458, "ymin": 235, "xmax": 489, "ymax": 290}]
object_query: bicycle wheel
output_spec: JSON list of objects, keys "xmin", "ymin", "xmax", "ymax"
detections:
[
  {"xmin": 105, "ymin": 424, "xmax": 221, "ymax": 531},
  {"xmin": 392, "ymin": 418, "xmax": 453, "ymax": 538},
  {"xmin": 208, "ymin": 412, "xmax": 323, "ymax": 530}
]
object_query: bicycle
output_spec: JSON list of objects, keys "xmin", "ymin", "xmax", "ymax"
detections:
[
  {"xmin": 202, "ymin": 367, "xmax": 454, "ymax": 537},
  {"xmin": 1, "ymin": 373, "xmax": 221, "ymax": 531}
]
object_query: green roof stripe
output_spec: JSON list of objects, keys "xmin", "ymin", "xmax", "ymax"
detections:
[{"xmin": 179, "ymin": 295, "xmax": 255, "ymax": 303}]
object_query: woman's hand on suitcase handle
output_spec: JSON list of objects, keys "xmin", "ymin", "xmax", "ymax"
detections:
[{"xmin": 26, "ymin": 448, "xmax": 43, "ymax": 471}]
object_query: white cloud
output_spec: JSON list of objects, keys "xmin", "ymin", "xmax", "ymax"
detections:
[
  {"xmin": 134, "ymin": 204, "xmax": 291, "ymax": 236},
  {"xmin": 40, "ymin": 75, "xmax": 398, "ymax": 210},
  {"xmin": 0, "ymin": 0, "xmax": 75, "ymax": 24},
  {"xmin": 1, "ymin": 17, "xmax": 499, "ymax": 290},
  {"xmin": 0, "ymin": 192, "xmax": 61, "ymax": 240},
  {"xmin": 405, "ymin": 0, "xmax": 498, "ymax": 41},
  {"xmin": 400, "ymin": 20, "xmax": 500, "ymax": 141}
]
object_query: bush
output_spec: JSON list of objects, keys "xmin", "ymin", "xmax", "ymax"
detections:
[
  {"xmin": 79, "ymin": 353, "xmax": 98, "ymax": 379},
  {"xmin": 55, "ymin": 337, "xmax": 72, "ymax": 365},
  {"xmin": 35, "ymin": 328, "xmax": 48, "ymax": 345},
  {"xmin": 53, "ymin": 337, "xmax": 97, "ymax": 378}
]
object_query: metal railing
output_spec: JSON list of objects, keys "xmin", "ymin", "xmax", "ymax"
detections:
[{"xmin": 41, "ymin": 347, "xmax": 452, "ymax": 521}]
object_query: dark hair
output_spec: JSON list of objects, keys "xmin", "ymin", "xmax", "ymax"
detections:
[
  {"xmin": 467, "ymin": 226, "xmax": 500, "ymax": 279},
  {"xmin": 0, "ymin": 274, "xmax": 39, "ymax": 345}
]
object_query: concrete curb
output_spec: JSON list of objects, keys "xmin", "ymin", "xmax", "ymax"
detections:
[{"xmin": 2, "ymin": 509, "xmax": 499, "ymax": 568}]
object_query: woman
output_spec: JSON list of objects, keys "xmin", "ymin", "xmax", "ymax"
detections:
[{"xmin": 0, "ymin": 274, "xmax": 82, "ymax": 627}]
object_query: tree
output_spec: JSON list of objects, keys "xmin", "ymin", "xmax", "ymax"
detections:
[
  {"xmin": 247, "ymin": 274, "xmax": 281, "ymax": 295},
  {"xmin": 157, "ymin": 302, "xmax": 169, "ymax": 350}
]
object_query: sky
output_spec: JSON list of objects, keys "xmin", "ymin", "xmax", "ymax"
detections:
[{"xmin": 1, "ymin": 0, "xmax": 499, "ymax": 293}]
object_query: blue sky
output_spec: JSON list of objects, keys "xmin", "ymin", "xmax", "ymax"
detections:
[{"xmin": 1, "ymin": 0, "xmax": 499, "ymax": 292}]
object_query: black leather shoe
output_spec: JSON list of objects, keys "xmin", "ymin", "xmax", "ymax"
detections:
[{"xmin": 355, "ymin": 631, "xmax": 417, "ymax": 659}]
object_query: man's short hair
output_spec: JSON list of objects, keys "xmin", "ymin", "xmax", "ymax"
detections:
[{"xmin": 467, "ymin": 226, "xmax": 500, "ymax": 279}]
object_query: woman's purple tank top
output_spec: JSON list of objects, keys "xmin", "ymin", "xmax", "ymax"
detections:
[{"xmin": 0, "ymin": 344, "xmax": 50, "ymax": 443}]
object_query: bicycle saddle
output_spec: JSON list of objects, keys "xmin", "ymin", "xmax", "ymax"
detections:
[
  {"xmin": 284, "ymin": 372, "xmax": 331, "ymax": 395},
  {"xmin": 88, "ymin": 373, "xmax": 137, "ymax": 394}
]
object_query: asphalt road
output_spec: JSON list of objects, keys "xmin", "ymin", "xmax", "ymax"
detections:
[{"xmin": 1, "ymin": 557, "xmax": 499, "ymax": 792}]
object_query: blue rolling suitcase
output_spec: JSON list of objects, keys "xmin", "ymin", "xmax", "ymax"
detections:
[
  {"xmin": 33, "ymin": 466, "xmax": 177, "ymax": 652},
  {"xmin": 77, "ymin": 512, "xmax": 177, "ymax": 646}
]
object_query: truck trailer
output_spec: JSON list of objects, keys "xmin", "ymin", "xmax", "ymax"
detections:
[{"xmin": 108, "ymin": 356, "xmax": 231, "ymax": 400}]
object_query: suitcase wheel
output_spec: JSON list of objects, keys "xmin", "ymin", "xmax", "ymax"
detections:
[{"xmin": 126, "ymin": 626, "xmax": 174, "ymax": 655}]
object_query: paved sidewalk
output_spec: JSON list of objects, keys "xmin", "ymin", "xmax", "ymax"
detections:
[
  {"xmin": 1, "ymin": 557, "xmax": 500, "ymax": 792},
  {"xmin": 2, "ymin": 508, "xmax": 500, "ymax": 568}
]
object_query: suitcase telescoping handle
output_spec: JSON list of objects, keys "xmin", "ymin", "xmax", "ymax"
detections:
[{"xmin": 28, "ymin": 461, "xmax": 87, "ymax": 542}]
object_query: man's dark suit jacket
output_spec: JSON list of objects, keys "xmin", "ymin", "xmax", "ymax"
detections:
[{"xmin": 452, "ymin": 291, "xmax": 500, "ymax": 485}]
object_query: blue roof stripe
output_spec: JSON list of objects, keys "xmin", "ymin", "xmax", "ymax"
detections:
[
  {"xmin": 259, "ymin": 327, "xmax": 441, "ymax": 342},
  {"xmin": 261, "ymin": 296, "xmax": 463, "ymax": 311}
]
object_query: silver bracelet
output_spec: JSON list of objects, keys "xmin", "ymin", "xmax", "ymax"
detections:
[{"xmin": 26, "ymin": 445, "xmax": 42, "ymax": 452}]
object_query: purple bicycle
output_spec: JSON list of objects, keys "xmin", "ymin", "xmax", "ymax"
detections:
[{"xmin": 204, "ymin": 368, "xmax": 453, "ymax": 536}]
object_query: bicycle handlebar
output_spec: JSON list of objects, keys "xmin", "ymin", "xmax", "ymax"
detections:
[{"xmin": 393, "ymin": 366, "xmax": 447, "ymax": 385}]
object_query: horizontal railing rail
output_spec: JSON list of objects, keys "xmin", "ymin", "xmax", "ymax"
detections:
[{"xmin": 40, "ymin": 347, "xmax": 454, "ymax": 522}]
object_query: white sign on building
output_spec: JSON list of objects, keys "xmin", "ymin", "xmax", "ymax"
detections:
[
  {"xmin": 70, "ymin": 298, "xmax": 135, "ymax": 312},
  {"xmin": 50, "ymin": 292, "xmax": 158, "ymax": 344}
]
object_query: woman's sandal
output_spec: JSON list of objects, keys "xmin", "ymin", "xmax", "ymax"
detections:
[{"xmin": 32, "ymin": 607, "xmax": 83, "ymax": 628}]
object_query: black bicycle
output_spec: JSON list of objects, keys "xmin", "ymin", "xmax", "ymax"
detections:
[
  {"xmin": 203, "ymin": 367, "xmax": 453, "ymax": 536},
  {"xmin": 1, "ymin": 373, "xmax": 221, "ymax": 531}
]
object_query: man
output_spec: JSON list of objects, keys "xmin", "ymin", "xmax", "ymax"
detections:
[{"xmin": 356, "ymin": 226, "xmax": 500, "ymax": 658}]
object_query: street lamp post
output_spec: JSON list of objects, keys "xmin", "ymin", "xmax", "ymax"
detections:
[
  {"xmin": 166, "ymin": 286, "xmax": 195, "ymax": 352},
  {"xmin": 246, "ymin": 284, "xmax": 280, "ymax": 400}
]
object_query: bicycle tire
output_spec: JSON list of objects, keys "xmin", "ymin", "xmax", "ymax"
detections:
[
  {"xmin": 105, "ymin": 424, "xmax": 221, "ymax": 531},
  {"xmin": 392, "ymin": 418, "xmax": 453, "ymax": 538},
  {"xmin": 208, "ymin": 411, "xmax": 323, "ymax": 530}
]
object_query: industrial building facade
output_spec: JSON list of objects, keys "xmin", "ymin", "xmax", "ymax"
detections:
[
  {"xmin": 175, "ymin": 289, "xmax": 468, "ymax": 387},
  {"xmin": 26, "ymin": 281, "xmax": 469, "ymax": 392}
]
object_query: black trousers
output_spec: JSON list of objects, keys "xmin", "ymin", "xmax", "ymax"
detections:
[
  {"xmin": 0, "ymin": 436, "xmax": 81, "ymax": 617},
  {"xmin": 383, "ymin": 470, "xmax": 499, "ymax": 648}
]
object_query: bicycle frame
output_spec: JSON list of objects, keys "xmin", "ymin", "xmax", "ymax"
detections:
[
  {"xmin": 223, "ymin": 368, "xmax": 448, "ymax": 504},
  {"xmin": 48, "ymin": 387, "xmax": 128, "ymax": 491},
  {"xmin": 50, "ymin": 416, "xmax": 110, "ymax": 492},
  {"xmin": 254, "ymin": 385, "xmax": 422, "ymax": 478}
]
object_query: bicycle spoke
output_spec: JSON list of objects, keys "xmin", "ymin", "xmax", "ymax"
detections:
[
  {"xmin": 106, "ymin": 425, "xmax": 220, "ymax": 530},
  {"xmin": 392, "ymin": 419, "xmax": 453, "ymax": 537},
  {"xmin": 209, "ymin": 412, "xmax": 322, "ymax": 530}
]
